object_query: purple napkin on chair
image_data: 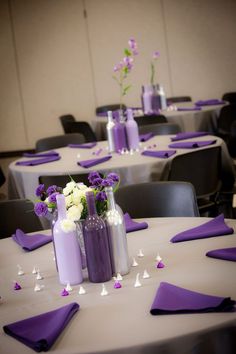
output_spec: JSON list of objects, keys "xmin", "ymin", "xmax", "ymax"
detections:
[
  {"xmin": 23, "ymin": 151, "xmax": 59, "ymax": 158},
  {"xmin": 170, "ymin": 214, "xmax": 234, "ymax": 243},
  {"xmin": 124, "ymin": 213, "xmax": 148, "ymax": 233},
  {"xmin": 177, "ymin": 107, "xmax": 202, "ymax": 111},
  {"xmin": 12, "ymin": 229, "xmax": 52, "ymax": 251},
  {"xmin": 68, "ymin": 142, "xmax": 97, "ymax": 149},
  {"xmin": 168, "ymin": 140, "xmax": 216, "ymax": 149},
  {"xmin": 139, "ymin": 132, "xmax": 155, "ymax": 142},
  {"xmin": 3, "ymin": 302, "xmax": 79, "ymax": 352},
  {"xmin": 171, "ymin": 131, "xmax": 208, "ymax": 141},
  {"xmin": 16, "ymin": 155, "xmax": 61, "ymax": 166},
  {"xmin": 206, "ymin": 247, "xmax": 236, "ymax": 262},
  {"xmin": 150, "ymin": 282, "xmax": 235, "ymax": 315},
  {"xmin": 77, "ymin": 155, "xmax": 112, "ymax": 168},
  {"xmin": 195, "ymin": 99, "xmax": 225, "ymax": 106},
  {"xmin": 142, "ymin": 150, "xmax": 176, "ymax": 158}
]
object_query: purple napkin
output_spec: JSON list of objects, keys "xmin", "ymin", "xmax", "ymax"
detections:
[
  {"xmin": 195, "ymin": 99, "xmax": 225, "ymax": 106},
  {"xmin": 150, "ymin": 282, "xmax": 235, "ymax": 315},
  {"xmin": 77, "ymin": 155, "xmax": 112, "ymax": 168},
  {"xmin": 3, "ymin": 302, "xmax": 79, "ymax": 352},
  {"xmin": 171, "ymin": 131, "xmax": 208, "ymax": 141},
  {"xmin": 124, "ymin": 213, "xmax": 148, "ymax": 233},
  {"xmin": 168, "ymin": 140, "xmax": 216, "ymax": 149},
  {"xmin": 68, "ymin": 142, "xmax": 97, "ymax": 149},
  {"xmin": 170, "ymin": 214, "xmax": 234, "ymax": 243},
  {"xmin": 206, "ymin": 247, "xmax": 236, "ymax": 262},
  {"xmin": 177, "ymin": 107, "xmax": 202, "ymax": 111},
  {"xmin": 139, "ymin": 132, "xmax": 155, "ymax": 142},
  {"xmin": 23, "ymin": 151, "xmax": 59, "ymax": 158},
  {"xmin": 16, "ymin": 155, "xmax": 61, "ymax": 166},
  {"xmin": 142, "ymin": 150, "xmax": 176, "ymax": 158},
  {"xmin": 12, "ymin": 229, "xmax": 52, "ymax": 251}
]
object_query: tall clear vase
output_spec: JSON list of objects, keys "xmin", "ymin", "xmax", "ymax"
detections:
[{"xmin": 141, "ymin": 84, "xmax": 161, "ymax": 115}]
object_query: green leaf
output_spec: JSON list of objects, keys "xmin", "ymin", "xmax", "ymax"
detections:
[{"xmin": 124, "ymin": 48, "xmax": 131, "ymax": 56}]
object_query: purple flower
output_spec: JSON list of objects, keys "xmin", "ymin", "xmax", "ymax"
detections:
[
  {"xmin": 35, "ymin": 184, "xmax": 45, "ymax": 197},
  {"xmin": 88, "ymin": 171, "xmax": 101, "ymax": 184},
  {"xmin": 46, "ymin": 185, "xmax": 58, "ymax": 195},
  {"xmin": 96, "ymin": 191, "xmax": 107, "ymax": 202},
  {"xmin": 34, "ymin": 202, "xmax": 48, "ymax": 217},
  {"xmin": 48, "ymin": 192, "xmax": 59, "ymax": 203},
  {"xmin": 107, "ymin": 173, "xmax": 119, "ymax": 183},
  {"xmin": 153, "ymin": 51, "xmax": 160, "ymax": 59},
  {"xmin": 101, "ymin": 178, "xmax": 114, "ymax": 187},
  {"xmin": 128, "ymin": 38, "xmax": 137, "ymax": 50}
]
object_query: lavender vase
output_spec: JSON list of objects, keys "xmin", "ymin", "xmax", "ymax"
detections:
[{"xmin": 141, "ymin": 84, "xmax": 161, "ymax": 115}]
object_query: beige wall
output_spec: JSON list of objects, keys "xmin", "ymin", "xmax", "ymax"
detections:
[{"xmin": 1, "ymin": 0, "xmax": 236, "ymax": 152}]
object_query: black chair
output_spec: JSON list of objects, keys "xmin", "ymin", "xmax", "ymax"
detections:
[
  {"xmin": 115, "ymin": 181, "xmax": 199, "ymax": 218},
  {"xmin": 61, "ymin": 121, "xmax": 97, "ymax": 142},
  {"xmin": 0, "ymin": 166, "xmax": 6, "ymax": 187},
  {"xmin": 134, "ymin": 114, "xmax": 167, "ymax": 126},
  {"xmin": 167, "ymin": 96, "xmax": 192, "ymax": 105},
  {"xmin": 216, "ymin": 105, "xmax": 236, "ymax": 146},
  {"xmin": 228, "ymin": 121, "xmax": 236, "ymax": 158},
  {"xmin": 139, "ymin": 123, "xmax": 182, "ymax": 136},
  {"xmin": 0, "ymin": 199, "xmax": 43, "ymax": 239},
  {"xmin": 39, "ymin": 174, "xmax": 90, "ymax": 190},
  {"xmin": 96, "ymin": 104, "xmax": 126, "ymax": 116},
  {"xmin": 36, "ymin": 133, "xmax": 85, "ymax": 152},
  {"xmin": 222, "ymin": 92, "xmax": 236, "ymax": 105},
  {"xmin": 162, "ymin": 147, "xmax": 222, "ymax": 215},
  {"xmin": 59, "ymin": 114, "xmax": 76, "ymax": 132}
]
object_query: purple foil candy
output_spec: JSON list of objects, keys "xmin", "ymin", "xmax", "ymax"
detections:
[
  {"xmin": 156, "ymin": 261, "xmax": 165, "ymax": 269},
  {"xmin": 61, "ymin": 288, "xmax": 69, "ymax": 297},
  {"xmin": 14, "ymin": 282, "xmax": 21, "ymax": 290},
  {"xmin": 114, "ymin": 281, "xmax": 122, "ymax": 289}
]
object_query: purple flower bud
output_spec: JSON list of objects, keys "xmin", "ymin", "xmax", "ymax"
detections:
[
  {"xmin": 91, "ymin": 177, "xmax": 103, "ymax": 187},
  {"xmin": 48, "ymin": 192, "xmax": 59, "ymax": 203},
  {"xmin": 107, "ymin": 173, "xmax": 120, "ymax": 183},
  {"xmin": 128, "ymin": 38, "xmax": 137, "ymax": 50},
  {"xmin": 123, "ymin": 56, "xmax": 134, "ymax": 66},
  {"xmin": 34, "ymin": 202, "xmax": 48, "ymax": 217},
  {"xmin": 88, "ymin": 171, "xmax": 101, "ymax": 184},
  {"xmin": 46, "ymin": 185, "xmax": 58, "ymax": 195},
  {"xmin": 132, "ymin": 49, "xmax": 139, "ymax": 56},
  {"xmin": 153, "ymin": 51, "xmax": 160, "ymax": 59},
  {"xmin": 101, "ymin": 178, "xmax": 114, "ymax": 187},
  {"xmin": 95, "ymin": 191, "xmax": 107, "ymax": 202},
  {"xmin": 35, "ymin": 184, "xmax": 45, "ymax": 197}
]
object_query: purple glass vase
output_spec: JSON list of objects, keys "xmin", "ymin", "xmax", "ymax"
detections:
[
  {"xmin": 125, "ymin": 108, "xmax": 140, "ymax": 150},
  {"xmin": 113, "ymin": 110, "xmax": 128, "ymax": 153},
  {"xmin": 141, "ymin": 84, "xmax": 161, "ymax": 115}
]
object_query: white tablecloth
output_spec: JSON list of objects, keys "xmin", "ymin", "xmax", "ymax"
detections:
[
  {"xmin": 0, "ymin": 217, "xmax": 236, "ymax": 353},
  {"xmin": 8, "ymin": 135, "xmax": 229, "ymax": 200}
]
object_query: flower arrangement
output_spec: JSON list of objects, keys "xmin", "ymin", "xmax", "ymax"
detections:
[
  {"xmin": 150, "ymin": 51, "xmax": 160, "ymax": 85},
  {"xmin": 34, "ymin": 171, "xmax": 120, "ymax": 222},
  {"xmin": 113, "ymin": 37, "xmax": 138, "ymax": 109}
]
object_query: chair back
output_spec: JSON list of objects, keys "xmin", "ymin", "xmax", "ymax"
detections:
[
  {"xmin": 36, "ymin": 133, "xmax": 85, "ymax": 152},
  {"xmin": 217, "ymin": 105, "xmax": 236, "ymax": 138},
  {"xmin": 0, "ymin": 166, "xmax": 6, "ymax": 187},
  {"xmin": 61, "ymin": 121, "xmax": 97, "ymax": 142},
  {"xmin": 222, "ymin": 92, "xmax": 236, "ymax": 105},
  {"xmin": 96, "ymin": 104, "xmax": 126, "ymax": 116},
  {"xmin": 134, "ymin": 114, "xmax": 167, "ymax": 126},
  {"xmin": 0, "ymin": 199, "xmax": 43, "ymax": 239},
  {"xmin": 139, "ymin": 123, "xmax": 182, "ymax": 135},
  {"xmin": 59, "ymin": 114, "xmax": 76, "ymax": 133},
  {"xmin": 115, "ymin": 181, "xmax": 199, "ymax": 218},
  {"xmin": 167, "ymin": 96, "xmax": 192, "ymax": 105},
  {"xmin": 39, "ymin": 174, "xmax": 90, "ymax": 190}
]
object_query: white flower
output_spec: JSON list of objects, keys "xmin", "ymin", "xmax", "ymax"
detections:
[
  {"xmin": 65, "ymin": 194, "xmax": 73, "ymax": 208},
  {"xmin": 63, "ymin": 181, "xmax": 77, "ymax": 196},
  {"xmin": 71, "ymin": 188, "xmax": 83, "ymax": 205},
  {"xmin": 60, "ymin": 219, "xmax": 76, "ymax": 233},
  {"xmin": 67, "ymin": 204, "xmax": 83, "ymax": 221}
]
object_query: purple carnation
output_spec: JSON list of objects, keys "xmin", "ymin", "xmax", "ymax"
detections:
[
  {"xmin": 35, "ymin": 184, "xmax": 45, "ymax": 197},
  {"xmin": 101, "ymin": 178, "xmax": 114, "ymax": 187},
  {"xmin": 48, "ymin": 192, "xmax": 59, "ymax": 203},
  {"xmin": 88, "ymin": 171, "xmax": 101, "ymax": 184},
  {"xmin": 46, "ymin": 185, "xmax": 58, "ymax": 195},
  {"xmin": 107, "ymin": 173, "xmax": 119, "ymax": 183},
  {"xmin": 95, "ymin": 191, "xmax": 107, "ymax": 202},
  {"xmin": 34, "ymin": 202, "xmax": 48, "ymax": 217}
]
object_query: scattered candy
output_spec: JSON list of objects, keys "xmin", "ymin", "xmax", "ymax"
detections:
[
  {"xmin": 132, "ymin": 257, "xmax": 138, "ymax": 267},
  {"xmin": 143, "ymin": 269, "xmax": 150, "ymax": 279},
  {"xmin": 14, "ymin": 282, "xmax": 21, "ymax": 290},
  {"xmin": 156, "ymin": 260, "xmax": 165, "ymax": 269},
  {"xmin": 114, "ymin": 280, "xmax": 122, "ymax": 289},
  {"xmin": 78, "ymin": 286, "xmax": 86, "ymax": 295},
  {"xmin": 65, "ymin": 282, "xmax": 73, "ymax": 292},
  {"xmin": 36, "ymin": 271, "xmax": 43, "ymax": 280},
  {"xmin": 32, "ymin": 266, "xmax": 37, "ymax": 274},
  {"xmin": 155, "ymin": 254, "xmax": 162, "ymax": 262},
  {"xmin": 116, "ymin": 273, "xmax": 123, "ymax": 281},
  {"xmin": 17, "ymin": 265, "xmax": 24, "ymax": 276},
  {"xmin": 61, "ymin": 288, "xmax": 69, "ymax": 296},
  {"xmin": 100, "ymin": 283, "xmax": 108, "ymax": 296},
  {"xmin": 134, "ymin": 273, "xmax": 141, "ymax": 288},
  {"xmin": 137, "ymin": 249, "xmax": 144, "ymax": 257},
  {"xmin": 34, "ymin": 283, "xmax": 44, "ymax": 292}
]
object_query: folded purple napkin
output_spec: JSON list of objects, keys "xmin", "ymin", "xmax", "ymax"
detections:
[
  {"xmin": 170, "ymin": 214, "xmax": 234, "ymax": 243},
  {"xmin": 150, "ymin": 282, "xmax": 235, "ymax": 315},
  {"xmin": 139, "ymin": 132, "xmax": 155, "ymax": 142},
  {"xmin": 68, "ymin": 142, "xmax": 97, "ymax": 149},
  {"xmin": 142, "ymin": 150, "xmax": 176, "ymax": 158},
  {"xmin": 177, "ymin": 107, "xmax": 202, "ymax": 111},
  {"xmin": 171, "ymin": 131, "xmax": 208, "ymax": 141},
  {"xmin": 206, "ymin": 247, "xmax": 236, "ymax": 262},
  {"xmin": 168, "ymin": 140, "xmax": 216, "ymax": 149},
  {"xmin": 12, "ymin": 229, "xmax": 52, "ymax": 251},
  {"xmin": 124, "ymin": 213, "xmax": 148, "ymax": 233},
  {"xmin": 23, "ymin": 151, "xmax": 59, "ymax": 158},
  {"xmin": 3, "ymin": 302, "xmax": 79, "ymax": 352},
  {"xmin": 195, "ymin": 99, "xmax": 225, "ymax": 106},
  {"xmin": 16, "ymin": 155, "xmax": 61, "ymax": 166},
  {"xmin": 77, "ymin": 155, "xmax": 112, "ymax": 168}
]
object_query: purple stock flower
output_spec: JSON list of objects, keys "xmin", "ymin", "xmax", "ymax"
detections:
[
  {"xmin": 107, "ymin": 172, "xmax": 119, "ymax": 183},
  {"xmin": 34, "ymin": 202, "xmax": 48, "ymax": 217},
  {"xmin": 35, "ymin": 184, "xmax": 45, "ymax": 197},
  {"xmin": 88, "ymin": 171, "xmax": 101, "ymax": 184},
  {"xmin": 48, "ymin": 192, "xmax": 59, "ymax": 203},
  {"xmin": 101, "ymin": 178, "xmax": 114, "ymax": 187},
  {"xmin": 153, "ymin": 51, "xmax": 160, "ymax": 59},
  {"xmin": 46, "ymin": 185, "xmax": 58, "ymax": 195},
  {"xmin": 128, "ymin": 38, "xmax": 137, "ymax": 50},
  {"xmin": 95, "ymin": 191, "xmax": 107, "ymax": 202}
]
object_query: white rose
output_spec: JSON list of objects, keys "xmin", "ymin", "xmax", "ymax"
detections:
[
  {"xmin": 63, "ymin": 181, "xmax": 77, "ymax": 196},
  {"xmin": 60, "ymin": 219, "xmax": 76, "ymax": 233},
  {"xmin": 71, "ymin": 188, "xmax": 83, "ymax": 205},
  {"xmin": 65, "ymin": 194, "xmax": 72, "ymax": 208},
  {"xmin": 67, "ymin": 204, "xmax": 83, "ymax": 221}
]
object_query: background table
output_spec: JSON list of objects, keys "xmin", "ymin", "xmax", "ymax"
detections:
[
  {"xmin": 8, "ymin": 135, "xmax": 229, "ymax": 200},
  {"xmin": 0, "ymin": 217, "xmax": 236, "ymax": 354}
]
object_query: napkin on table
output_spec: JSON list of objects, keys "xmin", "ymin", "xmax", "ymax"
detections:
[
  {"xmin": 171, "ymin": 131, "xmax": 208, "ymax": 141},
  {"xmin": 68, "ymin": 142, "xmax": 97, "ymax": 149},
  {"xmin": 3, "ymin": 302, "xmax": 79, "ymax": 352},
  {"xmin": 124, "ymin": 212, "xmax": 148, "ymax": 233},
  {"xmin": 139, "ymin": 132, "xmax": 155, "ymax": 142},
  {"xmin": 168, "ymin": 140, "xmax": 216, "ymax": 149},
  {"xmin": 16, "ymin": 155, "xmax": 61, "ymax": 166},
  {"xmin": 177, "ymin": 107, "xmax": 202, "ymax": 111},
  {"xmin": 150, "ymin": 282, "xmax": 235, "ymax": 315},
  {"xmin": 170, "ymin": 214, "xmax": 234, "ymax": 243},
  {"xmin": 12, "ymin": 229, "xmax": 52, "ymax": 251},
  {"xmin": 142, "ymin": 150, "xmax": 176, "ymax": 159},
  {"xmin": 23, "ymin": 151, "xmax": 59, "ymax": 158},
  {"xmin": 195, "ymin": 99, "xmax": 225, "ymax": 106},
  {"xmin": 77, "ymin": 155, "xmax": 112, "ymax": 168},
  {"xmin": 206, "ymin": 247, "xmax": 236, "ymax": 262}
]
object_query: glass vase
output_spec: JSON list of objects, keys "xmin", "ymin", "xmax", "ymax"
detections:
[{"xmin": 141, "ymin": 84, "xmax": 161, "ymax": 115}]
